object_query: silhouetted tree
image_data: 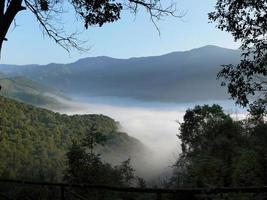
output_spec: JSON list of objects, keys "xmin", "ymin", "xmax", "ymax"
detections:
[
  {"xmin": 0, "ymin": 0, "xmax": 180, "ymax": 55},
  {"xmin": 209, "ymin": 0, "xmax": 267, "ymax": 118},
  {"xmin": 83, "ymin": 124, "xmax": 106, "ymax": 155},
  {"xmin": 64, "ymin": 143, "xmax": 139, "ymax": 199},
  {"xmin": 172, "ymin": 104, "xmax": 267, "ymax": 200},
  {"xmin": 176, "ymin": 105, "xmax": 244, "ymax": 187}
]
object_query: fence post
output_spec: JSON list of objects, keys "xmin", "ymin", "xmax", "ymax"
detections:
[
  {"xmin": 156, "ymin": 192, "xmax": 162, "ymax": 200},
  {"xmin": 60, "ymin": 186, "xmax": 65, "ymax": 200}
]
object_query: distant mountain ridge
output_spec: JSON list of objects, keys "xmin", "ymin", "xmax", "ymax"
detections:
[{"xmin": 0, "ymin": 45, "xmax": 241, "ymax": 103}]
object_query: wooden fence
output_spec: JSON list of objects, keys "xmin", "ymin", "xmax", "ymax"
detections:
[{"xmin": 0, "ymin": 179, "xmax": 267, "ymax": 200}]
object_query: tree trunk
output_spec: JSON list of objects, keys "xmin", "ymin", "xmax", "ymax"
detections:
[{"xmin": 0, "ymin": 0, "xmax": 25, "ymax": 57}]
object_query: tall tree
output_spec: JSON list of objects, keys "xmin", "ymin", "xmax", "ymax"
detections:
[
  {"xmin": 209, "ymin": 0, "xmax": 267, "ymax": 118},
  {"xmin": 0, "ymin": 0, "xmax": 180, "ymax": 55},
  {"xmin": 176, "ymin": 105, "xmax": 244, "ymax": 187}
]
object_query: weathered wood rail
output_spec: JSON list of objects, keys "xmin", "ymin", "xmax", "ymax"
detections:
[{"xmin": 0, "ymin": 179, "xmax": 267, "ymax": 200}]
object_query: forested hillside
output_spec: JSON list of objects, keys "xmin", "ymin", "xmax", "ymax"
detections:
[
  {"xmin": 0, "ymin": 96, "xmax": 147, "ymax": 181},
  {"xmin": 172, "ymin": 105, "xmax": 267, "ymax": 190},
  {"xmin": 0, "ymin": 73, "xmax": 64, "ymax": 109}
]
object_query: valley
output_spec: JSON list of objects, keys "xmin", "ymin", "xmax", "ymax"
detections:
[{"xmin": 0, "ymin": 45, "xmax": 247, "ymax": 181}]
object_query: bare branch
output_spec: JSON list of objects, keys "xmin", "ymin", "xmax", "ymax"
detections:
[
  {"xmin": 126, "ymin": 0, "xmax": 184, "ymax": 34},
  {"xmin": 0, "ymin": 0, "xmax": 182, "ymax": 54},
  {"xmin": 24, "ymin": 0, "xmax": 87, "ymax": 52}
]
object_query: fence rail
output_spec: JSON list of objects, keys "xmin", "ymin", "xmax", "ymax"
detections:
[{"xmin": 0, "ymin": 179, "xmax": 267, "ymax": 200}]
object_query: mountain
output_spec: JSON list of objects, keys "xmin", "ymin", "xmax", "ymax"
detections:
[
  {"xmin": 0, "ymin": 95, "xmax": 149, "ymax": 181},
  {"xmin": 0, "ymin": 73, "xmax": 66, "ymax": 109},
  {"xmin": 0, "ymin": 45, "xmax": 241, "ymax": 103}
]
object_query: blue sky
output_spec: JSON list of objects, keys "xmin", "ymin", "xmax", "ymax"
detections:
[{"xmin": 1, "ymin": 0, "xmax": 239, "ymax": 65}]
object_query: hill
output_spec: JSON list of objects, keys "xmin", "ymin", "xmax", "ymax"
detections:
[
  {"xmin": 0, "ymin": 73, "xmax": 65, "ymax": 109},
  {"xmin": 0, "ymin": 45, "xmax": 241, "ymax": 103},
  {"xmin": 0, "ymin": 96, "xmax": 148, "ymax": 181}
]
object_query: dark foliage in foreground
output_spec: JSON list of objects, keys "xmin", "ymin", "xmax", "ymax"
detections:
[
  {"xmin": 209, "ymin": 0, "xmax": 267, "ymax": 119},
  {"xmin": 171, "ymin": 104, "xmax": 267, "ymax": 200},
  {"xmin": 0, "ymin": 97, "xmax": 266, "ymax": 199}
]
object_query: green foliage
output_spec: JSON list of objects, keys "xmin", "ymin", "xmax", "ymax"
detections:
[
  {"xmin": 178, "ymin": 104, "xmax": 242, "ymax": 157},
  {"xmin": 0, "ymin": 95, "xmax": 142, "ymax": 182},
  {"xmin": 63, "ymin": 142, "xmax": 149, "ymax": 200},
  {"xmin": 83, "ymin": 124, "xmax": 107, "ymax": 154},
  {"xmin": 65, "ymin": 144, "xmax": 136, "ymax": 187},
  {"xmin": 232, "ymin": 149, "xmax": 263, "ymax": 187},
  {"xmin": 172, "ymin": 104, "xmax": 267, "ymax": 199},
  {"xmin": 209, "ymin": 0, "xmax": 267, "ymax": 118},
  {"xmin": 0, "ymin": 74, "xmax": 64, "ymax": 109}
]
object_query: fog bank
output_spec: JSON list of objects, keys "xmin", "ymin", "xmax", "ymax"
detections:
[{"xmin": 52, "ymin": 95, "xmax": 247, "ymax": 180}]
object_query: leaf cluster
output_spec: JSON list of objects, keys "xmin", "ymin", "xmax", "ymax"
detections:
[
  {"xmin": 209, "ymin": 0, "xmax": 267, "ymax": 118},
  {"xmin": 172, "ymin": 104, "xmax": 267, "ymax": 199}
]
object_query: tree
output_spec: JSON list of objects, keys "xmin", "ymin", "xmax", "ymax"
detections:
[
  {"xmin": 115, "ymin": 158, "xmax": 135, "ymax": 186},
  {"xmin": 176, "ymin": 105, "xmax": 244, "ymax": 187},
  {"xmin": 173, "ymin": 104, "xmax": 267, "ymax": 197},
  {"xmin": 64, "ymin": 143, "xmax": 138, "ymax": 199},
  {"xmin": 178, "ymin": 104, "xmax": 231, "ymax": 155},
  {"xmin": 209, "ymin": 0, "xmax": 267, "ymax": 118},
  {"xmin": 83, "ymin": 124, "xmax": 106, "ymax": 155},
  {"xmin": 0, "ymin": 0, "xmax": 180, "ymax": 54}
]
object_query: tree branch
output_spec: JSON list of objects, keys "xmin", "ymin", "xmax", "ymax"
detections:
[
  {"xmin": 0, "ymin": 0, "xmax": 24, "ymax": 49},
  {"xmin": 24, "ymin": 0, "xmax": 87, "ymax": 52},
  {"xmin": 0, "ymin": 0, "xmax": 5, "ymax": 19},
  {"xmin": 0, "ymin": 0, "xmax": 183, "ymax": 55},
  {"xmin": 127, "ymin": 0, "xmax": 184, "ymax": 34}
]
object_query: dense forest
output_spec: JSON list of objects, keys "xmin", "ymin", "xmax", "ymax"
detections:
[
  {"xmin": 175, "ymin": 105, "xmax": 267, "ymax": 186},
  {"xmin": 169, "ymin": 104, "xmax": 267, "ymax": 199},
  {"xmin": 1, "ymin": 95, "xmax": 266, "ymax": 199},
  {"xmin": 0, "ymin": 0, "xmax": 266, "ymax": 199},
  {"xmin": 0, "ymin": 95, "xmax": 147, "ymax": 183}
]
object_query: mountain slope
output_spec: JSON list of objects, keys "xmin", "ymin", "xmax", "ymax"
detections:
[
  {"xmin": 0, "ymin": 45, "xmax": 242, "ymax": 103},
  {"xmin": 0, "ymin": 73, "xmax": 65, "ymax": 108},
  {"xmin": 0, "ymin": 96, "xmax": 148, "ymax": 181}
]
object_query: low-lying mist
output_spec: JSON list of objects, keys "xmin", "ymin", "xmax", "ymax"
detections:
[{"xmin": 51, "ymin": 94, "xmax": 246, "ymax": 181}]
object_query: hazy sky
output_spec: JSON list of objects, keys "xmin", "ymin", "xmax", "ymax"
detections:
[{"xmin": 1, "ymin": 0, "xmax": 239, "ymax": 65}]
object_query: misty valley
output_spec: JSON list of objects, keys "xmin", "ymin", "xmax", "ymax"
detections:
[
  {"xmin": 0, "ymin": 46, "xmax": 266, "ymax": 199},
  {"xmin": 55, "ymin": 95, "xmax": 246, "ymax": 179}
]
